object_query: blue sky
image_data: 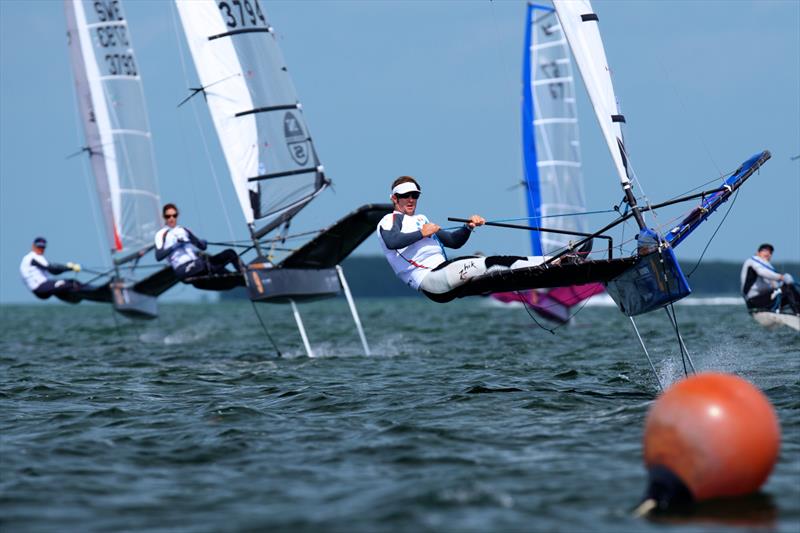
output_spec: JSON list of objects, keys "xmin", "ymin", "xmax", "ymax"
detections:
[{"xmin": 1, "ymin": 0, "xmax": 798, "ymax": 304}]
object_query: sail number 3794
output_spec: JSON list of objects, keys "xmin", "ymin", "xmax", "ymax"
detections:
[{"xmin": 217, "ymin": 0, "xmax": 268, "ymax": 29}]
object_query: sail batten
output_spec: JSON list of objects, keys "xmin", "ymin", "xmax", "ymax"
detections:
[
  {"xmin": 65, "ymin": 0, "xmax": 162, "ymax": 257},
  {"xmin": 175, "ymin": 0, "xmax": 327, "ymax": 233}
]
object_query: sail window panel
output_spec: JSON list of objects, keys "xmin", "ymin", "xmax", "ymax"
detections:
[
  {"xmin": 111, "ymin": 134, "xmax": 161, "ymax": 252},
  {"xmin": 67, "ymin": 0, "xmax": 163, "ymax": 258},
  {"xmin": 256, "ymin": 176, "xmax": 319, "ymax": 220},
  {"xmin": 528, "ymin": 8, "xmax": 587, "ymax": 254},
  {"xmin": 535, "ymin": 122, "xmax": 580, "ymax": 168},
  {"xmin": 230, "ymin": 32, "xmax": 298, "ymax": 114},
  {"xmin": 228, "ymin": 31, "xmax": 324, "ymax": 221},
  {"xmin": 101, "ymin": 79, "xmax": 149, "ymax": 134}
]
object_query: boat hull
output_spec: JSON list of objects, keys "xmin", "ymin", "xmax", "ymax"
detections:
[
  {"xmin": 751, "ymin": 312, "xmax": 800, "ymax": 332},
  {"xmin": 246, "ymin": 265, "xmax": 340, "ymax": 304},
  {"xmin": 111, "ymin": 281, "xmax": 158, "ymax": 320}
]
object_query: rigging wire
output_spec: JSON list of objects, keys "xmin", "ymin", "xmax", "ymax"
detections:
[
  {"xmin": 653, "ymin": 54, "xmax": 723, "ymax": 177},
  {"xmin": 685, "ymin": 188, "xmax": 740, "ymax": 278},
  {"xmin": 250, "ymin": 301, "xmax": 282, "ymax": 357},
  {"xmin": 518, "ymin": 291, "xmax": 557, "ymax": 335},
  {"xmin": 170, "ymin": 4, "xmax": 238, "ymax": 246},
  {"xmin": 517, "ymin": 284, "xmax": 597, "ymax": 334}
]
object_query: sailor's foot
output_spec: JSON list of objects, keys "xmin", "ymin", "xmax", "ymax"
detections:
[
  {"xmin": 554, "ymin": 239, "xmax": 593, "ymax": 266},
  {"xmin": 556, "ymin": 254, "xmax": 583, "ymax": 266}
]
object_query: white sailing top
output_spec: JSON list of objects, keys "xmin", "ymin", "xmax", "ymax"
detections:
[
  {"xmin": 154, "ymin": 226, "xmax": 199, "ymax": 270},
  {"xmin": 376, "ymin": 211, "xmax": 479, "ymax": 291},
  {"xmin": 740, "ymin": 255, "xmax": 784, "ymax": 300},
  {"xmin": 19, "ymin": 251, "xmax": 50, "ymax": 291}
]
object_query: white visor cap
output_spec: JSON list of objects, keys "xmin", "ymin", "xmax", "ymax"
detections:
[{"xmin": 392, "ymin": 182, "xmax": 421, "ymax": 196}]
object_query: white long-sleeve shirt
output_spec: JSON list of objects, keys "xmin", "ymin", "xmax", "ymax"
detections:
[{"xmin": 740, "ymin": 255, "xmax": 783, "ymax": 299}]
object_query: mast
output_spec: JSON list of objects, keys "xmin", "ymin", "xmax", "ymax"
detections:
[
  {"xmin": 524, "ymin": 4, "xmax": 589, "ymax": 255},
  {"xmin": 64, "ymin": 0, "xmax": 163, "ymax": 262},
  {"xmin": 552, "ymin": 0, "xmax": 646, "ymax": 229},
  {"xmin": 174, "ymin": 0, "xmax": 329, "ymax": 249}
]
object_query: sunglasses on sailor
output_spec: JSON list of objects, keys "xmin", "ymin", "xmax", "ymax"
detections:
[
  {"xmin": 395, "ymin": 192, "xmax": 420, "ymax": 200},
  {"xmin": 164, "ymin": 212, "xmax": 178, "ymax": 219}
]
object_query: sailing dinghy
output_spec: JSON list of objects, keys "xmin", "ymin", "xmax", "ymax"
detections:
[
  {"xmin": 751, "ymin": 310, "xmax": 800, "ymax": 332},
  {"xmin": 173, "ymin": 0, "xmax": 390, "ymax": 355},
  {"xmin": 490, "ymin": 3, "xmax": 604, "ymax": 323},
  {"xmin": 64, "ymin": 0, "xmax": 179, "ymax": 319},
  {"xmin": 447, "ymin": 1, "xmax": 771, "ymax": 382}
]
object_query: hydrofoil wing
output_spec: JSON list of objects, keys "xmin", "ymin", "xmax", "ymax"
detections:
[{"xmin": 279, "ymin": 204, "xmax": 393, "ymax": 269}]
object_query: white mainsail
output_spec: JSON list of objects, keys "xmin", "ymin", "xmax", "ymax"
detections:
[
  {"xmin": 174, "ymin": 0, "xmax": 327, "ymax": 237},
  {"xmin": 524, "ymin": 4, "xmax": 587, "ymax": 255},
  {"xmin": 65, "ymin": 0, "xmax": 162, "ymax": 258},
  {"xmin": 552, "ymin": 0, "xmax": 632, "ymax": 189}
]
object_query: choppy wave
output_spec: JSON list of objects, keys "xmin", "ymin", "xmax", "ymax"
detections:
[{"xmin": 1, "ymin": 300, "xmax": 798, "ymax": 532}]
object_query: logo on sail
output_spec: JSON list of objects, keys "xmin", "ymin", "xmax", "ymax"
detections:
[{"xmin": 283, "ymin": 112, "xmax": 309, "ymax": 166}]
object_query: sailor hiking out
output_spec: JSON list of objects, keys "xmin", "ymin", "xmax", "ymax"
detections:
[
  {"xmin": 377, "ymin": 176, "xmax": 558, "ymax": 302},
  {"xmin": 154, "ymin": 203, "xmax": 242, "ymax": 284},
  {"xmin": 740, "ymin": 243, "xmax": 800, "ymax": 315},
  {"xmin": 19, "ymin": 236, "xmax": 93, "ymax": 302}
]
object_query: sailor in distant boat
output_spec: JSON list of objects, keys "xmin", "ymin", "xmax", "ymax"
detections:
[
  {"xmin": 154, "ymin": 203, "xmax": 241, "ymax": 284},
  {"xmin": 740, "ymin": 243, "xmax": 800, "ymax": 314},
  {"xmin": 19, "ymin": 236, "xmax": 89, "ymax": 301},
  {"xmin": 377, "ymin": 176, "xmax": 553, "ymax": 302}
]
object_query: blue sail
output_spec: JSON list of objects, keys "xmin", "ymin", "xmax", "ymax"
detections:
[{"xmin": 523, "ymin": 4, "xmax": 588, "ymax": 257}]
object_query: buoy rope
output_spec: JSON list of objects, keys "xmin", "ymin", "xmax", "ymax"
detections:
[{"xmin": 632, "ymin": 498, "xmax": 657, "ymax": 518}]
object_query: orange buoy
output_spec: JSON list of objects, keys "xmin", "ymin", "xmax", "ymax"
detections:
[{"xmin": 640, "ymin": 372, "xmax": 780, "ymax": 512}]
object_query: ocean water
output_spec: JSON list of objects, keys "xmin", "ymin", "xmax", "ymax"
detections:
[{"xmin": 1, "ymin": 298, "xmax": 798, "ymax": 532}]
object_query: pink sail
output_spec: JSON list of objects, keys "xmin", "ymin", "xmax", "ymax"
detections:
[{"xmin": 492, "ymin": 283, "xmax": 605, "ymax": 324}]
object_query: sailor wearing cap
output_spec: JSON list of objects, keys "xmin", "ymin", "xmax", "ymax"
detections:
[
  {"xmin": 377, "ymin": 176, "xmax": 547, "ymax": 302},
  {"xmin": 19, "ymin": 236, "xmax": 86, "ymax": 301}
]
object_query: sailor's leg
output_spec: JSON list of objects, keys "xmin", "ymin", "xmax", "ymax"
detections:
[
  {"xmin": 208, "ymin": 248, "xmax": 240, "ymax": 273},
  {"xmin": 421, "ymin": 256, "xmax": 489, "ymax": 295},
  {"xmin": 780, "ymin": 281, "xmax": 800, "ymax": 314},
  {"xmin": 35, "ymin": 279, "xmax": 83, "ymax": 303},
  {"xmin": 32, "ymin": 280, "xmax": 58, "ymax": 300},
  {"xmin": 175, "ymin": 260, "xmax": 207, "ymax": 283},
  {"xmin": 746, "ymin": 291, "xmax": 775, "ymax": 311}
]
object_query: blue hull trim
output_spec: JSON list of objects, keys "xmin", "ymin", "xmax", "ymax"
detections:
[
  {"xmin": 606, "ymin": 150, "xmax": 770, "ymax": 316},
  {"xmin": 606, "ymin": 245, "xmax": 691, "ymax": 317},
  {"xmin": 665, "ymin": 150, "xmax": 771, "ymax": 248}
]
